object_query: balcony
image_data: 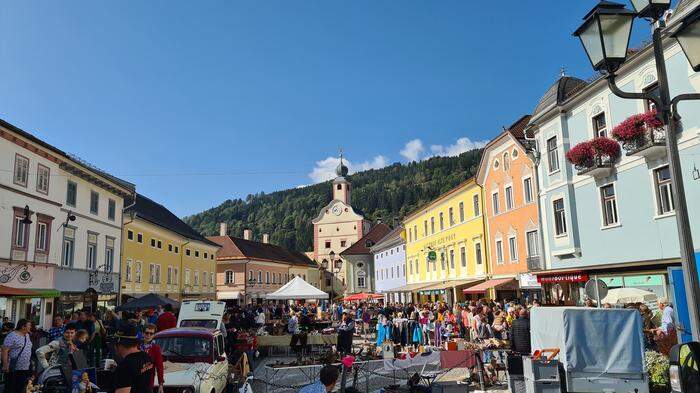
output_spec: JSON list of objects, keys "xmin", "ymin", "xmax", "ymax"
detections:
[
  {"xmin": 623, "ymin": 128, "xmax": 666, "ymax": 158},
  {"xmin": 527, "ymin": 255, "xmax": 544, "ymax": 271},
  {"xmin": 613, "ymin": 110, "xmax": 666, "ymax": 159},
  {"xmin": 567, "ymin": 137, "xmax": 620, "ymax": 179}
]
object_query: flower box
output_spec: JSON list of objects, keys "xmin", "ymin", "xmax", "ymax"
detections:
[
  {"xmin": 612, "ymin": 110, "xmax": 666, "ymax": 158},
  {"xmin": 566, "ymin": 137, "xmax": 620, "ymax": 178}
]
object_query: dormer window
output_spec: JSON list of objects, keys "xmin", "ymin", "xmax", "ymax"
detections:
[{"xmin": 337, "ymin": 184, "xmax": 342, "ymax": 190}]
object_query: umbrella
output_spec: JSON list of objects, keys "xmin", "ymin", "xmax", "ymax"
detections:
[
  {"xmin": 116, "ymin": 293, "xmax": 180, "ymax": 311},
  {"xmin": 601, "ymin": 287, "xmax": 658, "ymax": 304},
  {"xmin": 343, "ymin": 292, "xmax": 383, "ymax": 302}
]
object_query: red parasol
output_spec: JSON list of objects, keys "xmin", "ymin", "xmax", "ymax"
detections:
[{"xmin": 343, "ymin": 292, "xmax": 383, "ymax": 301}]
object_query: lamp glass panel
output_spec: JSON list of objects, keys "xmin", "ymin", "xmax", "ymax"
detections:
[
  {"xmin": 676, "ymin": 21, "xmax": 700, "ymax": 71},
  {"xmin": 630, "ymin": 0, "xmax": 648, "ymax": 12},
  {"xmin": 600, "ymin": 14, "xmax": 633, "ymax": 60},
  {"xmin": 579, "ymin": 18, "xmax": 604, "ymax": 68}
]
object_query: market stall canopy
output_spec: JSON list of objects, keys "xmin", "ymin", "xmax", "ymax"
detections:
[
  {"xmin": 217, "ymin": 291, "xmax": 243, "ymax": 300},
  {"xmin": 265, "ymin": 276, "xmax": 328, "ymax": 300},
  {"xmin": 344, "ymin": 292, "xmax": 383, "ymax": 301},
  {"xmin": 463, "ymin": 278, "xmax": 515, "ymax": 293},
  {"xmin": 0, "ymin": 285, "xmax": 48, "ymax": 297},
  {"xmin": 602, "ymin": 287, "xmax": 658, "ymax": 304},
  {"xmin": 116, "ymin": 293, "xmax": 180, "ymax": 311},
  {"xmin": 387, "ymin": 282, "xmax": 431, "ymax": 293}
]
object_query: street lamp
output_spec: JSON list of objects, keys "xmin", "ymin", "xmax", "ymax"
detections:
[
  {"xmin": 574, "ymin": 0, "xmax": 700, "ymax": 340},
  {"xmin": 247, "ymin": 277, "xmax": 257, "ymax": 305}
]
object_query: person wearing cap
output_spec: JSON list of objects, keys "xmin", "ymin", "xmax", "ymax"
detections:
[{"xmin": 113, "ymin": 323, "xmax": 154, "ymax": 393}]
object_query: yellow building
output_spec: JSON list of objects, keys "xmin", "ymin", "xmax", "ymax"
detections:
[
  {"xmin": 403, "ymin": 178, "xmax": 489, "ymax": 303},
  {"xmin": 121, "ymin": 194, "xmax": 220, "ymax": 302}
]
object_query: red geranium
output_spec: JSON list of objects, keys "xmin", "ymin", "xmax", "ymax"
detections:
[
  {"xmin": 589, "ymin": 137, "xmax": 621, "ymax": 160},
  {"xmin": 611, "ymin": 110, "xmax": 663, "ymax": 143},
  {"xmin": 566, "ymin": 141, "xmax": 594, "ymax": 167},
  {"xmin": 566, "ymin": 137, "xmax": 620, "ymax": 169}
]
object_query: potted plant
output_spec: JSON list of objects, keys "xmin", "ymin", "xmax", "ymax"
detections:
[
  {"xmin": 611, "ymin": 110, "xmax": 665, "ymax": 155},
  {"xmin": 566, "ymin": 137, "xmax": 620, "ymax": 176}
]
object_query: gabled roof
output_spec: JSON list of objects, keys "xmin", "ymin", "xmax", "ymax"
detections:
[
  {"xmin": 340, "ymin": 223, "xmax": 392, "ymax": 256},
  {"xmin": 208, "ymin": 235, "xmax": 314, "ymax": 266},
  {"xmin": 126, "ymin": 194, "xmax": 219, "ymax": 247},
  {"xmin": 370, "ymin": 226, "xmax": 405, "ymax": 253},
  {"xmin": 475, "ymin": 114, "xmax": 533, "ymax": 186}
]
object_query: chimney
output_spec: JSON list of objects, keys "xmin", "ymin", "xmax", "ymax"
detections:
[
  {"xmin": 243, "ymin": 229, "xmax": 253, "ymax": 240},
  {"xmin": 262, "ymin": 233, "xmax": 269, "ymax": 244},
  {"xmin": 219, "ymin": 222, "xmax": 228, "ymax": 236}
]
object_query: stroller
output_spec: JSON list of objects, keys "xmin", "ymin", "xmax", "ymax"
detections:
[{"xmin": 37, "ymin": 350, "xmax": 95, "ymax": 393}]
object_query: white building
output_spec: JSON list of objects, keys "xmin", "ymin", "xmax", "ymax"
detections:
[
  {"xmin": 370, "ymin": 227, "xmax": 407, "ymax": 303},
  {"xmin": 0, "ymin": 119, "xmax": 134, "ymax": 328}
]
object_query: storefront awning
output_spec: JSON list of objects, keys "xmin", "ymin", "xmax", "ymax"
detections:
[
  {"xmin": 0, "ymin": 286, "xmax": 59, "ymax": 298},
  {"xmin": 218, "ymin": 291, "xmax": 244, "ymax": 300},
  {"xmin": 388, "ymin": 282, "xmax": 432, "ymax": 292},
  {"xmin": 463, "ymin": 278, "xmax": 515, "ymax": 293},
  {"xmin": 421, "ymin": 279, "xmax": 482, "ymax": 291}
]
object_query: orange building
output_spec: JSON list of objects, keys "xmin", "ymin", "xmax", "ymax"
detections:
[{"xmin": 476, "ymin": 115, "xmax": 542, "ymax": 300}]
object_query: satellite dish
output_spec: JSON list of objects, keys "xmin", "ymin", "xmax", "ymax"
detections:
[{"xmin": 585, "ymin": 279, "xmax": 609, "ymax": 302}]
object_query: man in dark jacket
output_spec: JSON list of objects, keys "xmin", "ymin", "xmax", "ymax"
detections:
[{"xmin": 510, "ymin": 309, "xmax": 531, "ymax": 355}]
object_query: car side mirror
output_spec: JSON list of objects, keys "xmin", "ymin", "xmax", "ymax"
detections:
[{"xmin": 669, "ymin": 341, "xmax": 700, "ymax": 393}]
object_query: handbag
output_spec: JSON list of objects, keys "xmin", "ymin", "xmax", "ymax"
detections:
[{"xmin": 9, "ymin": 335, "xmax": 28, "ymax": 372}]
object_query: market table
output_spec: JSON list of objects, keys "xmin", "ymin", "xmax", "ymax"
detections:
[{"xmin": 256, "ymin": 334, "xmax": 338, "ymax": 347}]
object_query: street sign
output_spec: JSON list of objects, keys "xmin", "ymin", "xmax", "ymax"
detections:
[
  {"xmin": 427, "ymin": 251, "xmax": 437, "ymax": 261},
  {"xmin": 585, "ymin": 279, "xmax": 608, "ymax": 304}
]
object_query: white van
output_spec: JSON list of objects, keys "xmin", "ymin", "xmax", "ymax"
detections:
[{"xmin": 177, "ymin": 300, "xmax": 226, "ymax": 330}]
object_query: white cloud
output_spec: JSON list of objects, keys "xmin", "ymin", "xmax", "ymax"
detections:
[
  {"xmin": 400, "ymin": 139, "xmax": 424, "ymax": 162},
  {"xmin": 429, "ymin": 137, "xmax": 488, "ymax": 157},
  {"xmin": 308, "ymin": 155, "xmax": 389, "ymax": 183}
]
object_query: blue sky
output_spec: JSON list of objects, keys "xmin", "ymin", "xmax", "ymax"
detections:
[{"xmin": 0, "ymin": 1, "xmax": 663, "ymax": 216}]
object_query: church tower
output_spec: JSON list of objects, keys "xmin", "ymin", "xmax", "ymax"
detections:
[{"xmin": 332, "ymin": 151, "xmax": 351, "ymax": 204}]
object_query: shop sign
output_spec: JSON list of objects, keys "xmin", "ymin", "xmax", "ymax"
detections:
[
  {"xmin": 427, "ymin": 251, "xmax": 437, "ymax": 261},
  {"xmin": 519, "ymin": 273, "xmax": 541, "ymax": 289},
  {"xmin": 537, "ymin": 272, "xmax": 589, "ymax": 284}
]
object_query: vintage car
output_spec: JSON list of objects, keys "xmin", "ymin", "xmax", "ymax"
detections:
[{"xmin": 154, "ymin": 301, "xmax": 228, "ymax": 393}]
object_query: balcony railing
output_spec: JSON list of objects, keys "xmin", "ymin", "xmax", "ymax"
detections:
[
  {"xmin": 527, "ymin": 255, "xmax": 543, "ymax": 271},
  {"xmin": 623, "ymin": 127, "xmax": 666, "ymax": 158}
]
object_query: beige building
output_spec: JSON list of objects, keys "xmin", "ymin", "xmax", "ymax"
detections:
[{"xmin": 311, "ymin": 153, "xmax": 370, "ymax": 296}]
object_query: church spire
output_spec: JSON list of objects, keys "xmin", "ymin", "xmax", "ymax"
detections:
[
  {"xmin": 335, "ymin": 147, "xmax": 349, "ymax": 177},
  {"xmin": 333, "ymin": 148, "xmax": 351, "ymax": 204}
]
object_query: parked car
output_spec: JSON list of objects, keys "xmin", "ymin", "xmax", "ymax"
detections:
[{"xmin": 154, "ymin": 301, "xmax": 228, "ymax": 393}]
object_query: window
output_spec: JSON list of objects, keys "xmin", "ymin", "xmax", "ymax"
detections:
[
  {"xmin": 66, "ymin": 181, "xmax": 77, "ymax": 207},
  {"xmin": 547, "ymin": 136, "xmax": 559, "ymax": 173},
  {"xmin": 409, "ymin": 260, "xmax": 413, "ymax": 275},
  {"xmin": 459, "ymin": 202, "xmax": 465, "ymax": 222},
  {"xmin": 151, "ymin": 239, "xmax": 156, "ymax": 247},
  {"xmin": 449, "ymin": 249, "xmax": 455, "ymax": 269},
  {"xmin": 211, "ymin": 272, "xmax": 214, "ymax": 286},
  {"xmin": 325, "ymin": 241, "xmax": 331, "ymax": 249},
  {"xmin": 505, "ymin": 186, "xmax": 514, "ymax": 210},
  {"xmin": 194, "ymin": 250, "xmax": 199, "ymax": 258},
  {"xmin": 87, "ymin": 233, "xmax": 98, "ymax": 270},
  {"xmin": 157, "ymin": 240, "xmax": 162, "ymax": 249},
  {"xmin": 503, "ymin": 152, "xmax": 510, "ymax": 171},
  {"xmin": 174, "ymin": 268, "xmax": 179, "ymax": 285},
  {"xmin": 475, "ymin": 243, "xmax": 482, "ymax": 265},
  {"xmin": 460, "ymin": 247, "xmax": 466, "ymax": 267},
  {"xmin": 13, "ymin": 215, "xmax": 27, "ymax": 248},
  {"xmin": 137, "ymin": 233, "xmax": 143, "ymax": 243},
  {"xmin": 523, "ymin": 177, "xmax": 533, "ymax": 204},
  {"xmin": 430, "ymin": 217, "xmax": 435, "ymax": 234},
  {"xmin": 126, "ymin": 259, "xmax": 132, "ymax": 282},
  {"xmin": 644, "ymin": 82, "xmax": 659, "ymax": 111},
  {"xmin": 340, "ymin": 240, "xmax": 347, "ymax": 247},
  {"xmin": 439, "ymin": 213, "xmax": 444, "ymax": 230},
  {"xmin": 155, "ymin": 265, "xmax": 161, "ymax": 284},
  {"xmin": 496, "ymin": 240, "xmax": 504, "ymax": 265},
  {"xmin": 108, "ymin": 199, "xmax": 116, "ymax": 221},
  {"xmin": 357, "ymin": 275, "xmax": 366, "ymax": 287},
  {"xmin": 36, "ymin": 222, "xmax": 48, "ymax": 252},
  {"xmin": 473, "ymin": 195, "xmax": 480, "ymax": 217},
  {"xmin": 592, "ymin": 112, "xmax": 607, "ymax": 137},
  {"xmin": 415, "ymin": 259, "xmax": 419, "ymax": 274},
  {"xmin": 448, "ymin": 208, "xmax": 454, "ymax": 226},
  {"xmin": 168, "ymin": 244, "xmax": 173, "ymax": 252},
  {"xmin": 423, "ymin": 221, "xmax": 428, "ymax": 237},
  {"xmin": 654, "ymin": 166, "xmax": 674, "ymax": 215},
  {"xmin": 127, "ymin": 230, "xmax": 134, "ymax": 241},
  {"xmin": 204, "ymin": 252, "xmax": 208, "ymax": 259},
  {"xmin": 186, "ymin": 249, "xmax": 191, "ymax": 256},
  {"xmin": 135, "ymin": 261, "xmax": 142, "ymax": 283},
  {"xmin": 185, "ymin": 269, "xmax": 191, "ymax": 285},
  {"xmin": 194, "ymin": 271, "xmax": 199, "ymax": 285},
  {"xmin": 553, "ymin": 198, "xmax": 567, "ymax": 236},
  {"xmin": 508, "ymin": 236, "xmax": 518, "ymax": 262},
  {"xmin": 600, "ymin": 184, "xmax": 618, "ymax": 227},
  {"xmin": 167, "ymin": 267, "xmax": 172, "ymax": 285},
  {"xmin": 36, "ymin": 164, "xmax": 50, "ymax": 194},
  {"xmin": 14, "ymin": 154, "xmax": 29, "ymax": 187},
  {"xmin": 492, "ymin": 192, "xmax": 500, "ymax": 215},
  {"xmin": 105, "ymin": 237, "xmax": 115, "ymax": 272},
  {"xmin": 90, "ymin": 191, "xmax": 99, "ymax": 215},
  {"xmin": 526, "ymin": 230, "xmax": 539, "ymax": 257},
  {"xmin": 408, "ymin": 228, "xmax": 412, "ymax": 242},
  {"xmin": 202, "ymin": 272, "xmax": 208, "ymax": 287},
  {"xmin": 149, "ymin": 264, "xmax": 154, "ymax": 283},
  {"xmin": 266, "ymin": 271, "xmax": 270, "ymax": 284},
  {"xmin": 248, "ymin": 270, "xmax": 254, "ymax": 282},
  {"xmin": 412, "ymin": 225, "xmax": 417, "ymax": 240},
  {"xmin": 62, "ymin": 227, "xmax": 75, "ymax": 267},
  {"xmin": 175, "ymin": 246, "xmax": 179, "ymax": 254}
]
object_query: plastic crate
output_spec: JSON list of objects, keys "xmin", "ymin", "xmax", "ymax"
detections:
[{"xmin": 523, "ymin": 357, "xmax": 560, "ymax": 381}]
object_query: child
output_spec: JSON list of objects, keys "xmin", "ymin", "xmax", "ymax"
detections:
[{"xmin": 75, "ymin": 329, "xmax": 89, "ymax": 350}]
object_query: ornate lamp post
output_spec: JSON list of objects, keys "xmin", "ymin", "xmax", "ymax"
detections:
[
  {"xmin": 247, "ymin": 277, "xmax": 257, "ymax": 305},
  {"xmin": 574, "ymin": 1, "xmax": 700, "ymax": 339},
  {"xmin": 323, "ymin": 251, "xmax": 343, "ymax": 300}
]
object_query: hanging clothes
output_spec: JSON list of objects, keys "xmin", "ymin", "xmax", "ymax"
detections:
[
  {"xmin": 434, "ymin": 323, "xmax": 443, "ymax": 348},
  {"xmin": 411, "ymin": 321, "xmax": 423, "ymax": 344}
]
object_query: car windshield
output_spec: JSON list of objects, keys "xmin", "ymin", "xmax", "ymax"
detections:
[{"xmin": 155, "ymin": 336, "xmax": 212, "ymax": 360}]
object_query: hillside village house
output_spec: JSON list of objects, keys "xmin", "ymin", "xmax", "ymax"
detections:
[
  {"xmin": 0, "ymin": 119, "xmax": 134, "ymax": 328},
  {"xmin": 121, "ymin": 194, "xmax": 219, "ymax": 303},
  {"xmin": 210, "ymin": 226, "xmax": 318, "ymax": 304},
  {"xmin": 475, "ymin": 115, "xmax": 543, "ymax": 302}
]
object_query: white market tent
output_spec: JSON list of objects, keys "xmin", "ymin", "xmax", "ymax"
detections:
[{"xmin": 264, "ymin": 276, "xmax": 329, "ymax": 300}]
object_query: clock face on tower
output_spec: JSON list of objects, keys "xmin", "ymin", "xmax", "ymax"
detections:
[{"xmin": 332, "ymin": 205, "xmax": 342, "ymax": 216}]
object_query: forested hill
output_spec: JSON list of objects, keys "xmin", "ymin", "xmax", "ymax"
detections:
[{"xmin": 183, "ymin": 149, "xmax": 483, "ymax": 253}]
